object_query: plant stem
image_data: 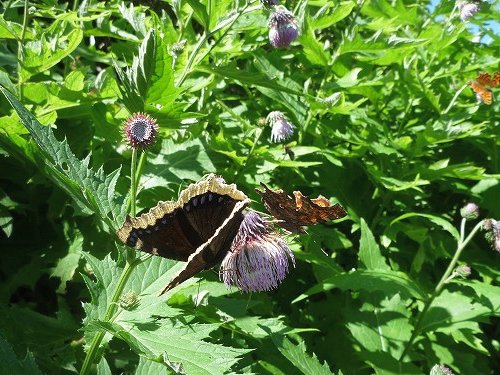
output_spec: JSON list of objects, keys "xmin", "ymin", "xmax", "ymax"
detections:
[
  {"xmin": 443, "ymin": 83, "xmax": 468, "ymax": 115},
  {"xmin": 80, "ymin": 258, "xmax": 140, "ymax": 375},
  {"xmin": 399, "ymin": 219, "xmax": 485, "ymax": 361},
  {"xmin": 18, "ymin": 0, "xmax": 29, "ymax": 101},
  {"xmin": 130, "ymin": 149, "xmax": 138, "ymax": 217}
]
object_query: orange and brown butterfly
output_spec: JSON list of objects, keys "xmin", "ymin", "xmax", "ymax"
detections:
[
  {"xmin": 468, "ymin": 72, "xmax": 500, "ymax": 105},
  {"xmin": 256, "ymin": 183, "xmax": 347, "ymax": 233}
]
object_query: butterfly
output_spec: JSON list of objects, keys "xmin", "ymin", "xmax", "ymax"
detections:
[
  {"xmin": 256, "ymin": 183, "xmax": 347, "ymax": 233},
  {"xmin": 469, "ymin": 72, "xmax": 500, "ymax": 105},
  {"xmin": 117, "ymin": 174, "xmax": 250, "ymax": 294}
]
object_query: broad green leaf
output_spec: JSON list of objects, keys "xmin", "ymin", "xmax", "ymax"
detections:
[
  {"xmin": 300, "ymin": 15, "xmax": 330, "ymax": 66},
  {"xmin": 359, "ymin": 218, "xmax": 390, "ymax": 270},
  {"xmin": 0, "ymin": 335, "xmax": 42, "ymax": 375},
  {"xmin": 271, "ymin": 335, "xmax": 334, "ymax": 375},
  {"xmin": 293, "ymin": 269, "xmax": 426, "ymax": 303},
  {"xmin": 21, "ymin": 23, "xmax": 83, "ymax": 80},
  {"xmin": 390, "ymin": 213, "xmax": 459, "ymax": 241},
  {"xmin": 186, "ymin": 0, "xmax": 210, "ymax": 29},
  {"xmin": 311, "ymin": 1, "xmax": 356, "ymax": 29},
  {"xmin": 0, "ymin": 85, "xmax": 122, "ymax": 229}
]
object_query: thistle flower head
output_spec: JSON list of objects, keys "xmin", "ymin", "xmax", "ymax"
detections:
[
  {"xmin": 266, "ymin": 111, "xmax": 295, "ymax": 143},
  {"xmin": 430, "ymin": 364, "xmax": 455, "ymax": 375},
  {"xmin": 483, "ymin": 219, "xmax": 500, "ymax": 253},
  {"xmin": 460, "ymin": 202, "xmax": 480, "ymax": 220},
  {"xmin": 456, "ymin": 1, "xmax": 481, "ymax": 22},
  {"xmin": 220, "ymin": 210, "xmax": 295, "ymax": 292},
  {"xmin": 123, "ymin": 112, "xmax": 159, "ymax": 150},
  {"xmin": 268, "ymin": 6, "xmax": 299, "ymax": 48}
]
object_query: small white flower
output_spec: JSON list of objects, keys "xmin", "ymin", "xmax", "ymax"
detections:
[{"xmin": 266, "ymin": 111, "xmax": 295, "ymax": 143}]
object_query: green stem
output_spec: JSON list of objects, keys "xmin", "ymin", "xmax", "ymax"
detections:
[
  {"xmin": 18, "ymin": 0, "xmax": 29, "ymax": 101},
  {"xmin": 130, "ymin": 149, "xmax": 138, "ymax": 217},
  {"xmin": 442, "ymin": 83, "xmax": 468, "ymax": 115},
  {"xmin": 399, "ymin": 219, "xmax": 485, "ymax": 361},
  {"xmin": 80, "ymin": 258, "xmax": 140, "ymax": 375}
]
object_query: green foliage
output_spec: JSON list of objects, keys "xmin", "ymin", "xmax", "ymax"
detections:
[{"xmin": 0, "ymin": 0, "xmax": 499, "ymax": 374}]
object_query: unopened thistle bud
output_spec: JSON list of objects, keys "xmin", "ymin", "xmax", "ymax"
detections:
[
  {"xmin": 268, "ymin": 6, "xmax": 299, "ymax": 48},
  {"xmin": 483, "ymin": 219, "xmax": 500, "ymax": 253},
  {"xmin": 430, "ymin": 364, "xmax": 455, "ymax": 375},
  {"xmin": 123, "ymin": 112, "xmax": 159, "ymax": 150},
  {"xmin": 119, "ymin": 290, "xmax": 140, "ymax": 310},
  {"xmin": 455, "ymin": 264, "xmax": 471, "ymax": 278},
  {"xmin": 456, "ymin": 1, "xmax": 481, "ymax": 22},
  {"xmin": 460, "ymin": 202, "xmax": 480, "ymax": 220},
  {"xmin": 220, "ymin": 210, "xmax": 295, "ymax": 292},
  {"xmin": 266, "ymin": 111, "xmax": 295, "ymax": 143}
]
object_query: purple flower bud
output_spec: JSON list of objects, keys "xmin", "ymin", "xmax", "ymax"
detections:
[
  {"xmin": 483, "ymin": 219, "xmax": 500, "ymax": 253},
  {"xmin": 430, "ymin": 364, "xmax": 456, "ymax": 375},
  {"xmin": 123, "ymin": 112, "xmax": 159, "ymax": 150},
  {"xmin": 460, "ymin": 202, "xmax": 480, "ymax": 220},
  {"xmin": 266, "ymin": 111, "xmax": 295, "ymax": 143},
  {"xmin": 456, "ymin": 1, "xmax": 481, "ymax": 22},
  {"xmin": 268, "ymin": 6, "xmax": 299, "ymax": 48},
  {"xmin": 455, "ymin": 264, "xmax": 471, "ymax": 278},
  {"xmin": 220, "ymin": 210, "xmax": 295, "ymax": 292}
]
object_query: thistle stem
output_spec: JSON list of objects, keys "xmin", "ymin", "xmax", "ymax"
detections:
[
  {"xmin": 79, "ymin": 258, "xmax": 141, "ymax": 375},
  {"xmin": 18, "ymin": 0, "xmax": 29, "ymax": 100},
  {"xmin": 399, "ymin": 219, "xmax": 485, "ymax": 362},
  {"xmin": 130, "ymin": 149, "xmax": 138, "ymax": 217}
]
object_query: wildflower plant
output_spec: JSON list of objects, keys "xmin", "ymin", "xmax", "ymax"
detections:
[{"xmin": 0, "ymin": 1, "xmax": 499, "ymax": 375}]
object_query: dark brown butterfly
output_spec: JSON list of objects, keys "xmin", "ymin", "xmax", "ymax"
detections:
[
  {"xmin": 117, "ymin": 174, "xmax": 250, "ymax": 294},
  {"xmin": 256, "ymin": 183, "xmax": 347, "ymax": 233}
]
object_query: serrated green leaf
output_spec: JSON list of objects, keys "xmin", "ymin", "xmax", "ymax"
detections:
[
  {"xmin": 0, "ymin": 85, "xmax": 122, "ymax": 229},
  {"xmin": 0, "ymin": 335, "xmax": 43, "ymax": 375},
  {"xmin": 271, "ymin": 335, "xmax": 334, "ymax": 375}
]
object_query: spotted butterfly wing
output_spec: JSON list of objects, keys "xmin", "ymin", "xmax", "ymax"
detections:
[
  {"xmin": 117, "ymin": 174, "xmax": 250, "ymax": 294},
  {"xmin": 256, "ymin": 183, "xmax": 347, "ymax": 233},
  {"xmin": 469, "ymin": 72, "xmax": 500, "ymax": 105}
]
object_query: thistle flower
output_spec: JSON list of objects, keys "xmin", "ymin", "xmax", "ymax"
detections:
[
  {"xmin": 430, "ymin": 364, "xmax": 455, "ymax": 375},
  {"xmin": 483, "ymin": 219, "xmax": 500, "ymax": 253},
  {"xmin": 220, "ymin": 210, "xmax": 295, "ymax": 292},
  {"xmin": 266, "ymin": 111, "xmax": 295, "ymax": 143},
  {"xmin": 456, "ymin": 1, "xmax": 481, "ymax": 22},
  {"xmin": 123, "ymin": 112, "xmax": 159, "ymax": 150},
  {"xmin": 268, "ymin": 6, "xmax": 299, "ymax": 48},
  {"xmin": 460, "ymin": 202, "xmax": 480, "ymax": 220}
]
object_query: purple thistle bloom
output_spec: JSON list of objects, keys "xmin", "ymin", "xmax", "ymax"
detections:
[
  {"xmin": 123, "ymin": 112, "xmax": 159, "ymax": 150},
  {"xmin": 456, "ymin": 1, "xmax": 481, "ymax": 22},
  {"xmin": 268, "ymin": 6, "xmax": 299, "ymax": 48},
  {"xmin": 267, "ymin": 111, "xmax": 295, "ymax": 143},
  {"xmin": 220, "ymin": 210, "xmax": 295, "ymax": 292}
]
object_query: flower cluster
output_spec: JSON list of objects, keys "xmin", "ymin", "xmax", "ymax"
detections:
[
  {"xmin": 266, "ymin": 111, "xmax": 295, "ymax": 143},
  {"xmin": 460, "ymin": 202, "xmax": 479, "ymax": 220},
  {"xmin": 456, "ymin": 0, "xmax": 481, "ymax": 22},
  {"xmin": 123, "ymin": 112, "xmax": 159, "ymax": 150},
  {"xmin": 430, "ymin": 364, "xmax": 456, "ymax": 375},
  {"xmin": 268, "ymin": 5, "xmax": 299, "ymax": 48},
  {"xmin": 220, "ymin": 210, "xmax": 295, "ymax": 292},
  {"xmin": 483, "ymin": 219, "xmax": 500, "ymax": 253}
]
